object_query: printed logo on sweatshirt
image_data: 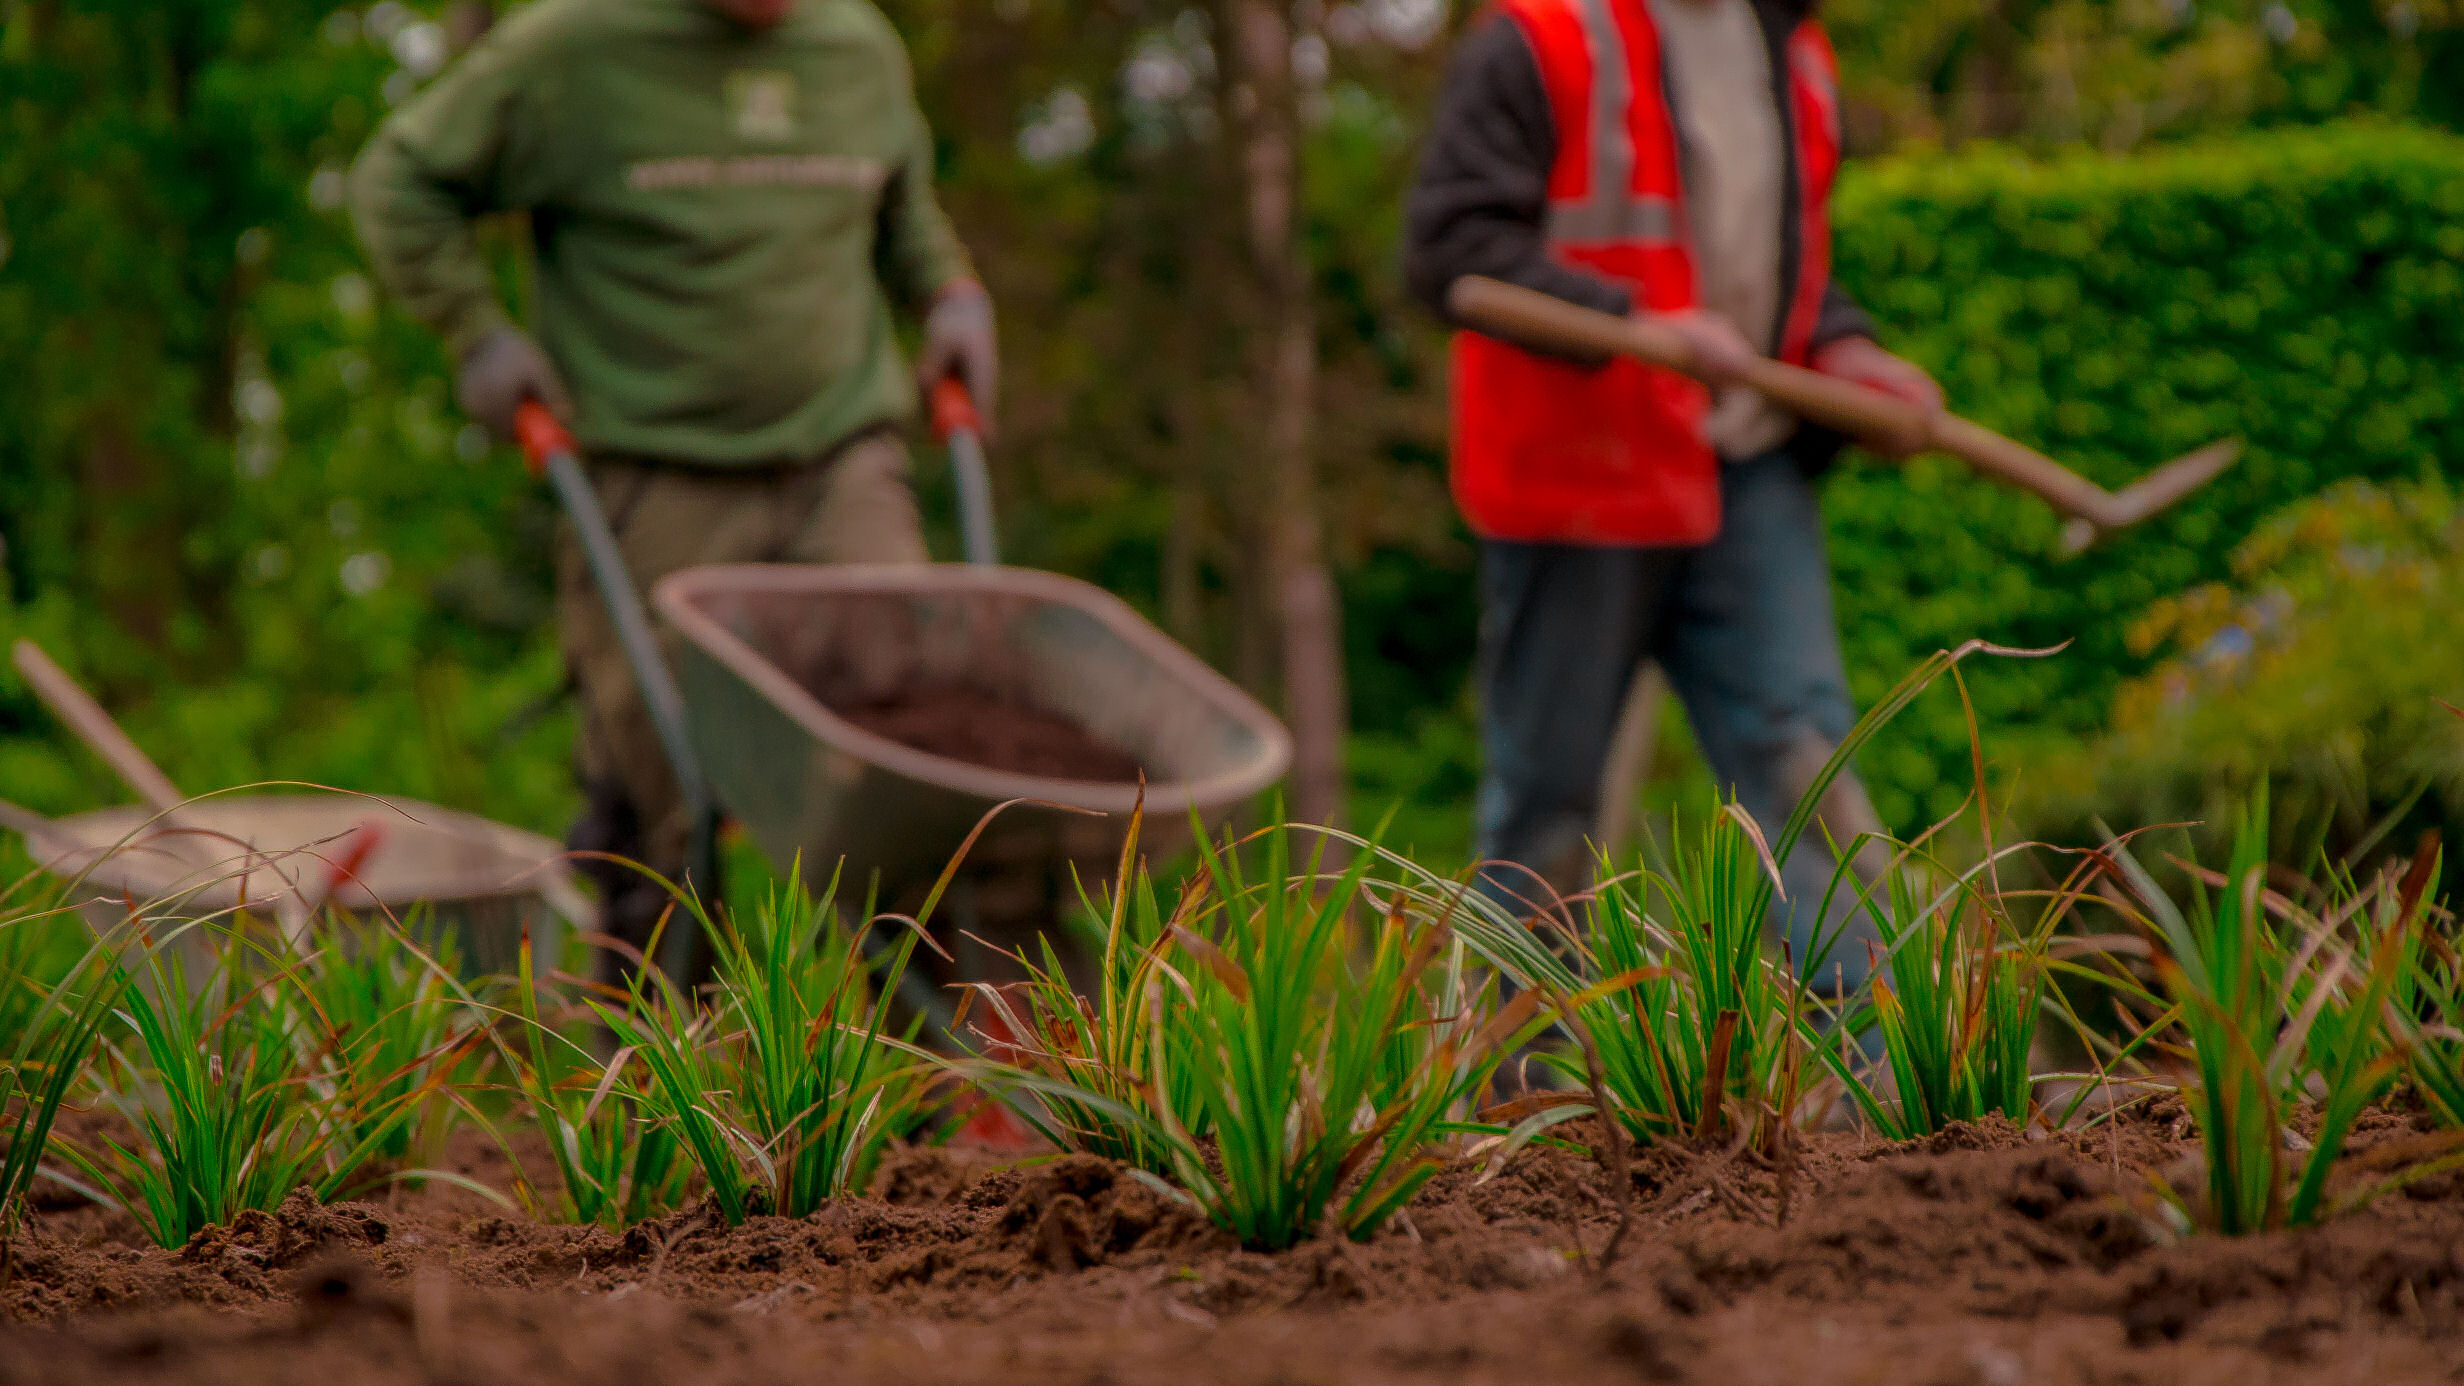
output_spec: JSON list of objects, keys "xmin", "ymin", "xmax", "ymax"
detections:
[
  {"xmin": 626, "ymin": 154, "xmax": 889, "ymax": 193},
  {"xmin": 726, "ymin": 70, "xmax": 798, "ymax": 141}
]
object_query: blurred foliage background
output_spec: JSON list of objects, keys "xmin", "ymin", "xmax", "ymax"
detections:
[{"xmin": 2, "ymin": 0, "xmax": 2459, "ymax": 887}]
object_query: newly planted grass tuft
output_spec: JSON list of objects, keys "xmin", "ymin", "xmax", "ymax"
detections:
[
  {"xmin": 56, "ymin": 919, "xmax": 444, "ymax": 1248},
  {"xmin": 954, "ymin": 810, "xmax": 1203, "ymax": 1173},
  {"xmin": 596, "ymin": 869, "xmax": 931, "ymax": 1225},
  {"xmin": 974, "ymin": 821, "xmax": 1544, "ymax": 1250},
  {"xmin": 492, "ymin": 928, "xmax": 687, "ymax": 1229},
  {"xmin": 2103, "ymin": 798, "xmax": 2444, "ymax": 1233},
  {"xmin": 288, "ymin": 913, "xmax": 483, "ymax": 1170},
  {"xmin": 1556, "ymin": 809, "xmax": 1814, "ymax": 1147},
  {"xmin": 1815, "ymin": 835, "xmax": 2101, "ymax": 1139},
  {"xmin": 1, "ymin": 893, "xmax": 129, "ymax": 1240}
]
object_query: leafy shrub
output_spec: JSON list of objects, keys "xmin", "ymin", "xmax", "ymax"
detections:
[
  {"xmin": 1828, "ymin": 122, "xmax": 2464, "ymax": 831},
  {"xmin": 2017, "ymin": 478, "xmax": 2464, "ymax": 899}
]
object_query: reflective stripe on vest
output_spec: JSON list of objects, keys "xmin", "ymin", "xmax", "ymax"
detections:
[
  {"xmin": 1446, "ymin": 0, "xmax": 1842, "ymax": 548},
  {"xmin": 1544, "ymin": 0, "xmax": 1678, "ymax": 249}
]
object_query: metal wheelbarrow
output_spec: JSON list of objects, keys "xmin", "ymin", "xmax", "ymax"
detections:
[
  {"xmin": 651, "ymin": 561, "xmax": 1293, "ymax": 895},
  {"xmin": 5, "ymin": 640, "xmax": 585, "ymax": 983},
  {"xmin": 517, "ymin": 382, "xmax": 1290, "ymax": 971},
  {"xmin": 17, "ymin": 793, "xmax": 584, "ymax": 982}
]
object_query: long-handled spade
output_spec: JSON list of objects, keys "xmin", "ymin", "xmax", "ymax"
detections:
[
  {"xmin": 513, "ymin": 401, "xmax": 720, "ymax": 987},
  {"xmin": 1446, "ymin": 275, "xmax": 2241, "ymax": 553}
]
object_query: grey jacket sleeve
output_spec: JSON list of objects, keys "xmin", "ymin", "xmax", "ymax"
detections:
[
  {"xmin": 1809, "ymin": 281, "xmax": 1877, "ymax": 352},
  {"xmin": 1402, "ymin": 16, "xmax": 1634, "ymax": 327}
]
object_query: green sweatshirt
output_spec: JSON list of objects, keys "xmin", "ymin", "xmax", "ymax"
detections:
[{"xmin": 351, "ymin": 0, "xmax": 972, "ymax": 466}]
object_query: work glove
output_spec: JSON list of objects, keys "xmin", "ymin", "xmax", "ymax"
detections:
[
  {"xmin": 915, "ymin": 279, "xmax": 999, "ymax": 433},
  {"xmin": 1811, "ymin": 335, "xmax": 1944, "ymax": 459},
  {"xmin": 456, "ymin": 326, "xmax": 571, "ymax": 444}
]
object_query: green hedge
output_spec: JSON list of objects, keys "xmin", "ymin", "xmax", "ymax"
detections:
[{"xmin": 1825, "ymin": 122, "xmax": 2464, "ymax": 829}]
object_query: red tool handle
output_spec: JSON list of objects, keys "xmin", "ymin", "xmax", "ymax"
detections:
[
  {"xmin": 514, "ymin": 399, "xmax": 576, "ymax": 478},
  {"xmin": 319, "ymin": 818, "xmax": 387, "ymax": 899},
  {"xmin": 931, "ymin": 377, "xmax": 981, "ymax": 443}
]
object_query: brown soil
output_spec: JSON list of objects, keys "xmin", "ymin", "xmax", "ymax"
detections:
[
  {"xmin": 829, "ymin": 683, "xmax": 1145, "ymax": 782},
  {"xmin": 7, "ymin": 1108, "xmax": 2464, "ymax": 1385}
]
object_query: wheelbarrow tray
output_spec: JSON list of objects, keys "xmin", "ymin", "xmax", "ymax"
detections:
[
  {"xmin": 23, "ymin": 793, "xmax": 585, "ymax": 979},
  {"xmin": 652, "ymin": 563, "xmax": 1293, "ymax": 895}
]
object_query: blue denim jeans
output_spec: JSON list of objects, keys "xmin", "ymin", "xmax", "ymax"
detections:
[{"xmin": 1472, "ymin": 452, "xmax": 1887, "ymax": 995}]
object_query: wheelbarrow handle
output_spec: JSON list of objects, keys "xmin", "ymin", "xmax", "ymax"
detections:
[
  {"xmin": 931, "ymin": 378, "xmax": 1000, "ymax": 568},
  {"xmin": 514, "ymin": 400, "xmax": 720, "ymax": 970}
]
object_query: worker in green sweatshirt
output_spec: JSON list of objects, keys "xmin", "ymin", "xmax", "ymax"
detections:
[{"xmin": 351, "ymin": 0, "xmax": 995, "ymax": 979}]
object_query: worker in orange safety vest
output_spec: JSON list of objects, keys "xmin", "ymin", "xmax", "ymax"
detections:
[{"xmin": 1404, "ymin": 0, "xmax": 1943, "ymax": 996}]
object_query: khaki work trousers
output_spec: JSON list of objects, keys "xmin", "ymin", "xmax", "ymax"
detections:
[{"xmin": 556, "ymin": 429, "xmax": 929, "ymax": 898}]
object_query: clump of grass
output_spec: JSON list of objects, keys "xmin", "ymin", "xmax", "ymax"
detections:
[
  {"xmin": 2393, "ymin": 861, "xmax": 2464, "ymax": 1128},
  {"xmin": 55, "ymin": 918, "xmax": 445, "ymax": 1247},
  {"xmin": 1, "ymin": 893, "xmax": 129, "ymax": 1241},
  {"xmin": 287, "ymin": 911, "xmax": 483, "ymax": 1170},
  {"xmin": 1539, "ymin": 641, "xmax": 2062, "ymax": 1152},
  {"xmin": 595, "ymin": 868, "xmax": 931, "ymax": 1225},
  {"xmin": 491, "ymin": 928, "xmax": 687, "ymax": 1228},
  {"xmin": 2102, "ymin": 796, "xmax": 2440, "ymax": 1233},
  {"xmin": 1553, "ymin": 807, "xmax": 1815, "ymax": 1147},
  {"xmin": 974, "ymin": 820, "xmax": 1544, "ymax": 1251},
  {"xmin": 1815, "ymin": 835, "xmax": 2101, "ymax": 1139},
  {"xmin": 953, "ymin": 812, "xmax": 1201, "ymax": 1172}
]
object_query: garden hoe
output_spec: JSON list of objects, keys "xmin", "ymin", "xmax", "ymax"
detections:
[{"xmin": 1446, "ymin": 275, "xmax": 2240, "ymax": 553}]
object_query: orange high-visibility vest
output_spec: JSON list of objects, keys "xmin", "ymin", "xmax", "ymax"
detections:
[{"xmin": 1449, "ymin": 0, "xmax": 1844, "ymax": 546}]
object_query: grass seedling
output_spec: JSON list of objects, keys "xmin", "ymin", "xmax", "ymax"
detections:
[
  {"xmin": 285, "ymin": 911, "xmax": 481, "ymax": 1170},
  {"xmin": 492, "ymin": 927, "xmax": 686, "ymax": 1229},
  {"xmin": 56, "ymin": 919, "xmax": 439, "ymax": 1247},
  {"xmin": 596, "ymin": 867, "xmax": 931, "ymax": 1225},
  {"xmin": 954, "ymin": 806, "xmax": 1215, "ymax": 1172},
  {"xmin": 2395, "ymin": 876, "xmax": 2464, "ymax": 1128},
  {"xmin": 981, "ymin": 822, "xmax": 1544, "ymax": 1251},
  {"xmin": 1, "ymin": 899, "xmax": 130, "ymax": 1243},
  {"xmin": 1815, "ymin": 839, "xmax": 2082, "ymax": 1139},
  {"xmin": 1557, "ymin": 808, "xmax": 1810, "ymax": 1146},
  {"xmin": 1532, "ymin": 640, "xmax": 2062, "ymax": 1152},
  {"xmin": 2102, "ymin": 796, "xmax": 2421, "ymax": 1233}
]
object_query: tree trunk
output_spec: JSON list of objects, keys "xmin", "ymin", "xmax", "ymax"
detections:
[{"xmin": 1225, "ymin": 0, "xmax": 1346, "ymax": 827}]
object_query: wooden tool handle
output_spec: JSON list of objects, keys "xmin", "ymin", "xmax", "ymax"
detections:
[
  {"xmin": 12, "ymin": 639, "xmax": 187, "ymax": 812},
  {"xmin": 1446, "ymin": 275, "xmax": 2133, "ymax": 528},
  {"xmin": 1445, "ymin": 273, "xmax": 1702, "ymax": 371},
  {"xmin": 1737, "ymin": 357, "xmax": 1932, "ymax": 449},
  {"xmin": 1448, "ymin": 274, "xmax": 1933, "ymax": 434}
]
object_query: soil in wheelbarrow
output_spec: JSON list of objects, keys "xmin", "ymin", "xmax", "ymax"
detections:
[
  {"xmin": 12, "ymin": 1101, "xmax": 2464, "ymax": 1385},
  {"xmin": 829, "ymin": 682, "xmax": 1146, "ymax": 783}
]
